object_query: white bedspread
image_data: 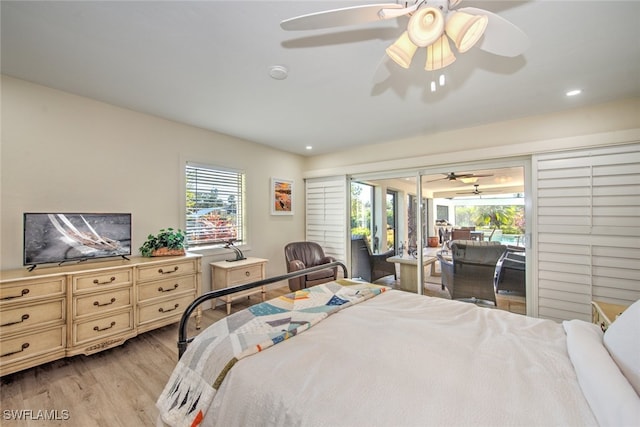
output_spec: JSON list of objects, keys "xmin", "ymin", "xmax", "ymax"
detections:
[{"xmin": 201, "ymin": 290, "xmax": 597, "ymax": 426}]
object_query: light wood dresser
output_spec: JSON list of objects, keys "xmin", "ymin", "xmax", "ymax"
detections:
[
  {"xmin": 0, "ymin": 253, "xmax": 201, "ymax": 376},
  {"xmin": 210, "ymin": 257, "xmax": 268, "ymax": 314}
]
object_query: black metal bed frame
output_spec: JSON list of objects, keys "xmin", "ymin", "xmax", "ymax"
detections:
[{"xmin": 177, "ymin": 261, "xmax": 349, "ymax": 358}]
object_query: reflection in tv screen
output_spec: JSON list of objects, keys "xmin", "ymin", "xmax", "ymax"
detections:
[{"xmin": 24, "ymin": 213, "xmax": 132, "ymax": 267}]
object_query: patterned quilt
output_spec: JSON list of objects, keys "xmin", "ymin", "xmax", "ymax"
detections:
[{"xmin": 156, "ymin": 279, "xmax": 388, "ymax": 427}]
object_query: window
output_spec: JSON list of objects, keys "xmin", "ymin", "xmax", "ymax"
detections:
[
  {"xmin": 350, "ymin": 182, "xmax": 374, "ymax": 239},
  {"xmin": 185, "ymin": 163, "xmax": 245, "ymax": 249}
]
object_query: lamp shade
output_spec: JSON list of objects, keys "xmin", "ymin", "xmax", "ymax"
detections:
[
  {"xmin": 386, "ymin": 31, "xmax": 418, "ymax": 68},
  {"xmin": 407, "ymin": 7, "xmax": 445, "ymax": 47},
  {"xmin": 446, "ymin": 11, "xmax": 488, "ymax": 53},
  {"xmin": 425, "ymin": 34, "xmax": 456, "ymax": 71}
]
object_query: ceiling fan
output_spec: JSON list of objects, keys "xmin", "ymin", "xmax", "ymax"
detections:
[
  {"xmin": 457, "ymin": 184, "xmax": 482, "ymax": 195},
  {"xmin": 427, "ymin": 172, "xmax": 493, "ymax": 182},
  {"xmin": 280, "ymin": 0, "xmax": 530, "ymax": 72}
]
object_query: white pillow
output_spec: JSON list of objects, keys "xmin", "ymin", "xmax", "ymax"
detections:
[
  {"xmin": 564, "ymin": 319, "xmax": 640, "ymax": 426},
  {"xmin": 603, "ymin": 299, "xmax": 640, "ymax": 396}
]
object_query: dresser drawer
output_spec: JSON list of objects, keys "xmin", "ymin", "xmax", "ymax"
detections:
[
  {"xmin": 72, "ymin": 269, "xmax": 132, "ymax": 293},
  {"xmin": 0, "ymin": 325, "xmax": 65, "ymax": 364},
  {"xmin": 137, "ymin": 293, "xmax": 194, "ymax": 326},
  {"xmin": 137, "ymin": 259, "xmax": 197, "ymax": 282},
  {"xmin": 228, "ymin": 264, "xmax": 263, "ymax": 285},
  {"xmin": 74, "ymin": 288, "xmax": 132, "ymax": 318},
  {"xmin": 137, "ymin": 276, "xmax": 196, "ymax": 303},
  {"xmin": 73, "ymin": 310, "xmax": 134, "ymax": 345},
  {"xmin": 0, "ymin": 277, "xmax": 65, "ymax": 304},
  {"xmin": 0, "ymin": 299, "xmax": 65, "ymax": 336}
]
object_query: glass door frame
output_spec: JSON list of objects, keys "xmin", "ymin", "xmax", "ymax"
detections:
[
  {"xmin": 348, "ymin": 158, "xmax": 531, "ymax": 311},
  {"xmin": 386, "ymin": 189, "xmax": 398, "ymax": 254}
]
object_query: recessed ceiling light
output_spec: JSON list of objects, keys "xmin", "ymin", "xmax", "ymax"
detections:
[
  {"xmin": 305, "ymin": 146, "xmax": 313, "ymax": 150},
  {"xmin": 269, "ymin": 65, "xmax": 288, "ymax": 80},
  {"xmin": 566, "ymin": 89, "xmax": 582, "ymax": 97}
]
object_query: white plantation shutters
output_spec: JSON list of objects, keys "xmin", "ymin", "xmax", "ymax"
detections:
[
  {"xmin": 305, "ymin": 176, "xmax": 348, "ymax": 263},
  {"xmin": 533, "ymin": 143, "xmax": 640, "ymax": 321}
]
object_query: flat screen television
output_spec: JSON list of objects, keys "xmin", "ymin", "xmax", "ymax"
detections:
[{"xmin": 24, "ymin": 213, "xmax": 132, "ymax": 269}]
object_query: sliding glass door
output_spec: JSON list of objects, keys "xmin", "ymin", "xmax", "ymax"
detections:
[{"xmin": 348, "ymin": 161, "xmax": 529, "ymax": 313}]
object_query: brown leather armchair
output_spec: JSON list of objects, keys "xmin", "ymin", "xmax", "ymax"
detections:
[{"xmin": 284, "ymin": 242, "xmax": 337, "ymax": 291}]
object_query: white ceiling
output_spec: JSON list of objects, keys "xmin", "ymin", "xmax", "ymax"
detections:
[{"xmin": 2, "ymin": 1, "xmax": 639, "ymax": 156}]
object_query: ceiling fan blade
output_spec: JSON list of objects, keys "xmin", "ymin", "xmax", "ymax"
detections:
[
  {"xmin": 427, "ymin": 172, "xmax": 494, "ymax": 182},
  {"xmin": 281, "ymin": 3, "xmax": 404, "ymax": 31},
  {"xmin": 458, "ymin": 7, "xmax": 530, "ymax": 57},
  {"xmin": 372, "ymin": 54, "xmax": 392, "ymax": 85}
]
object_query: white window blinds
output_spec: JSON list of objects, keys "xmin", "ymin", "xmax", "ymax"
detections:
[{"xmin": 185, "ymin": 163, "xmax": 245, "ymax": 248}]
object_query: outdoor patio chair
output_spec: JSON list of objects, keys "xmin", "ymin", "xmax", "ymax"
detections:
[
  {"xmin": 451, "ymin": 229, "xmax": 472, "ymax": 241},
  {"xmin": 351, "ymin": 236, "xmax": 396, "ymax": 283},
  {"xmin": 494, "ymin": 247, "xmax": 526, "ymax": 295},
  {"xmin": 437, "ymin": 240, "xmax": 506, "ymax": 305}
]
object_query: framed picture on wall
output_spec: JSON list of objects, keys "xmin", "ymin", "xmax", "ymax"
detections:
[{"xmin": 271, "ymin": 178, "xmax": 294, "ymax": 215}]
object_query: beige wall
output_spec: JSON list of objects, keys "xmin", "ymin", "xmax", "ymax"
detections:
[
  {"xmin": 303, "ymin": 98, "xmax": 640, "ymax": 176},
  {"xmin": 0, "ymin": 76, "xmax": 306, "ymax": 291},
  {"xmin": 3, "ymin": 74, "xmax": 639, "ymax": 293}
]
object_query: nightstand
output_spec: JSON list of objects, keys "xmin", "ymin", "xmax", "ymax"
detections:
[
  {"xmin": 591, "ymin": 300, "xmax": 629, "ymax": 331},
  {"xmin": 210, "ymin": 257, "xmax": 268, "ymax": 314}
]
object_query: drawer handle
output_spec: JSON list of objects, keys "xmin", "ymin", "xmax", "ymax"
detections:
[
  {"xmin": 158, "ymin": 266, "xmax": 179, "ymax": 275},
  {"xmin": 93, "ymin": 298, "xmax": 116, "ymax": 307},
  {"xmin": 159, "ymin": 303, "xmax": 179, "ymax": 313},
  {"xmin": 1, "ymin": 314, "xmax": 30, "ymax": 327},
  {"xmin": 1, "ymin": 289, "xmax": 30, "ymax": 300},
  {"xmin": 1, "ymin": 343, "xmax": 29, "ymax": 358},
  {"xmin": 245, "ymin": 271, "xmax": 251, "ymax": 277},
  {"xmin": 93, "ymin": 277, "xmax": 116, "ymax": 285},
  {"xmin": 93, "ymin": 321, "xmax": 116, "ymax": 332},
  {"xmin": 158, "ymin": 284, "xmax": 179, "ymax": 293}
]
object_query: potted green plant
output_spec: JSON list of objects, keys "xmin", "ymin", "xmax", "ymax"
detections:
[{"xmin": 139, "ymin": 228, "xmax": 186, "ymax": 257}]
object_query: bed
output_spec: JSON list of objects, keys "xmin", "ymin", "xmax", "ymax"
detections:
[{"xmin": 156, "ymin": 263, "xmax": 640, "ymax": 427}]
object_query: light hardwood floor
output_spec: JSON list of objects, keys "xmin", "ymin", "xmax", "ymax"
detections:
[{"xmin": 0, "ymin": 286, "xmax": 290, "ymax": 427}]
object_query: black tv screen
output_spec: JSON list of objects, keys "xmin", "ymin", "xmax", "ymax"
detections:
[{"xmin": 24, "ymin": 213, "xmax": 132, "ymax": 267}]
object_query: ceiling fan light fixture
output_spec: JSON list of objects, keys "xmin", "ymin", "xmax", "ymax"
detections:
[
  {"xmin": 425, "ymin": 34, "xmax": 456, "ymax": 71},
  {"xmin": 445, "ymin": 11, "xmax": 488, "ymax": 53},
  {"xmin": 407, "ymin": 7, "xmax": 445, "ymax": 47},
  {"xmin": 385, "ymin": 31, "xmax": 418, "ymax": 68}
]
